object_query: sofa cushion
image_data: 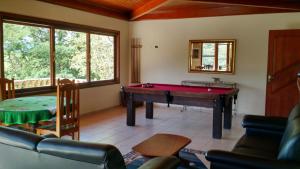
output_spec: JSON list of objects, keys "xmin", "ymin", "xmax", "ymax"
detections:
[
  {"xmin": 288, "ymin": 104, "xmax": 300, "ymax": 121},
  {"xmin": 0, "ymin": 126, "xmax": 44, "ymax": 151},
  {"xmin": 234, "ymin": 135, "xmax": 281, "ymax": 153},
  {"xmin": 233, "ymin": 146, "xmax": 277, "ymax": 159},
  {"xmin": 37, "ymin": 138, "xmax": 126, "ymax": 168},
  {"xmin": 278, "ymin": 118, "xmax": 300, "ymax": 162},
  {"xmin": 232, "ymin": 135, "xmax": 281, "ymax": 159}
]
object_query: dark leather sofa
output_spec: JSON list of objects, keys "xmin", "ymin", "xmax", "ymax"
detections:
[
  {"xmin": 0, "ymin": 126, "xmax": 180, "ymax": 169},
  {"xmin": 205, "ymin": 103, "xmax": 300, "ymax": 169}
]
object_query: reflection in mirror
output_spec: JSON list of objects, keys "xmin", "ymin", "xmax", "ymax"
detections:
[{"xmin": 189, "ymin": 40, "xmax": 236, "ymax": 74}]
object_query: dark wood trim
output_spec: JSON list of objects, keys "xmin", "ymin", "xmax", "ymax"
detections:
[
  {"xmin": 215, "ymin": 43, "xmax": 218, "ymax": 71},
  {"xmin": 86, "ymin": 33, "xmax": 91, "ymax": 82},
  {"xmin": 131, "ymin": 0, "xmax": 171, "ymax": 20},
  {"xmin": 15, "ymin": 79, "xmax": 119, "ymax": 97},
  {"xmin": 50, "ymin": 27, "xmax": 55, "ymax": 86},
  {"xmin": 115, "ymin": 32, "xmax": 120, "ymax": 82},
  {"xmin": 0, "ymin": 16, "xmax": 3, "ymax": 78},
  {"xmin": 4, "ymin": 20, "xmax": 51, "ymax": 29},
  {"xmin": 38, "ymin": 0, "xmax": 129, "ymax": 20}
]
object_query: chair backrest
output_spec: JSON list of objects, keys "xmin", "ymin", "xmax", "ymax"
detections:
[
  {"xmin": 0, "ymin": 78, "xmax": 15, "ymax": 100},
  {"xmin": 57, "ymin": 78, "xmax": 75, "ymax": 86},
  {"xmin": 278, "ymin": 103, "xmax": 300, "ymax": 162},
  {"xmin": 56, "ymin": 79, "xmax": 80, "ymax": 138}
]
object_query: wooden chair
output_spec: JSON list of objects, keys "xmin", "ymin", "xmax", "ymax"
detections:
[
  {"xmin": 36, "ymin": 79, "xmax": 80, "ymax": 140},
  {"xmin": 57, "ymin": 78, "xmax": 74, "ymax": 86},
  {"xmin": 0, "ymin": 78, "xmax": 15, "ymax": 100}
]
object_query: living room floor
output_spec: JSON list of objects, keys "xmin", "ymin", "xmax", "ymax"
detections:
[{"xmin": 80, "ymin": 104, "xmax": 244, "ymax": 167}]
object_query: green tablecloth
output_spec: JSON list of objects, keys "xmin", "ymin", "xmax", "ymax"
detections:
[{"xmin": 0, "ymin": 96, "xmax": 56, "ymax": 125}]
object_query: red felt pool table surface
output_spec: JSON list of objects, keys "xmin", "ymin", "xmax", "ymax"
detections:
[{"xmin": 128, "ymin": 83, "xmax": 234, "ymax": 94}]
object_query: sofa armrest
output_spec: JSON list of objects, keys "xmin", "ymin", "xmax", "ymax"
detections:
[
  {"xmin": 42, "ymin": 134, "xmax": 58, "ymax": 138},
  {"xmin": 138, "ymin": 156, "xmax": 180, "ymax": 169},
  {"xmin": 37, "ymin": 138, "xmax": 125, "ymax": 168},
  {"xmin": 205, "ymin": 150, "xmax": 299, "ymax": 169},
  {"xmin": 242, "ymin": 115, "xmax": 287, "ymax": 135}
]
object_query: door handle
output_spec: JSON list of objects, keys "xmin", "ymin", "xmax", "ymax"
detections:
[{"xmin": 267, "ymin": 75, "xmax": 273, "ymax": 83}]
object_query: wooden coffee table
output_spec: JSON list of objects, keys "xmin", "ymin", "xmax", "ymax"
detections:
[{"xmin": 132, "ymin": 133, "xmax": 191, "ymax": 157}]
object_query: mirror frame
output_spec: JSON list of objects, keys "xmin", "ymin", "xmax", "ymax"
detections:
[{"xmin": 188, "ymin": 39, "xmax": 236, "ymax": 74}]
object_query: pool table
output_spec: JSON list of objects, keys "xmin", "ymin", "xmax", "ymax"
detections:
[{"xmin": 123, "ymin": 83, "xmax": 239, "ymax": 139}]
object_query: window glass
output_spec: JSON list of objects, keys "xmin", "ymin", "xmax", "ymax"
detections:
[
  {"xmin": 55, "ymin": 29, "xmax": 86, "ymax": 83},
  {"xmin": 90, "ymin": 34, "xmax": 114, "ymax": 81},
  {"xmin": 218, "ymin": 43, "xmax": 228, "ymax": 71},
  {"xmin": 202, "ymin": 43, "xmax": 215, "ymax": 70},
  {"xmin": 3, "ymin": 22, "xmax": 50, "ymax": 89}
]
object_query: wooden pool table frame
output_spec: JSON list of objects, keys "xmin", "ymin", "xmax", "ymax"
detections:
[{"xmin": 123, "ymin": 86, "xmax": 239, "ymax": 139}]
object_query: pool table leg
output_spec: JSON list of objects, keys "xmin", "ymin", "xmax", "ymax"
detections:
[
  {"xmin": 213, "ymin": 97, "xmax": 222, "ymax": 139},
  {"xmin": 224, "ymin": 97, "xmax": 233, "ymax": 129},
  {"xmin": 146, "ymin": 102, "xmax": 153, "ymax": 119},
  {"xmin": 127, "ymin": 93, "xmax": 136, "ymax": 126}
]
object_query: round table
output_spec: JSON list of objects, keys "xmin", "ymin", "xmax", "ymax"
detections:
[{"xmin": 0, "ymin": 96, "xmax": 56, "ymax": 125}]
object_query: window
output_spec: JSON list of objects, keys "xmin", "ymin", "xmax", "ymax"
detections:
[
  {"xmin": 55, "ymin": 29, "xmax": 87, "ymax": 83},
  {"xmin": 0, "ymin": 13, "xmax": 120, "ymax": 95},
  {"xmin": 189, "ymin": 40, "xmax": 236, "ymax": 74},
  {"xmin": 90, "ymin": 34, "xmax": 114, "ymax": 81},
  {"xmin": 3, "ymin": 22, "xmax": 50, "ymax": 89}
]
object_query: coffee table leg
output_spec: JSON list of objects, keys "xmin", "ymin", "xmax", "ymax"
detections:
[
  {"xmin": 127, "ymin": 93, "xmax": 136, "ymax": 126},
  {"xmin": 146, "ymin": 102, "xmax": 153, "ymax": 119},
  {"xmin": 224, "ymin": 97, "xmax": 232, "ymax": 129},
  {"xmin": 213, "ymin": 97, "xmax": 222, "ymax": 139}
]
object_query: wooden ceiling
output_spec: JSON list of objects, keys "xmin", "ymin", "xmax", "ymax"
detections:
[{"xmin": 39, "ymin": 0, "xmax": 300, "ymax": 21}]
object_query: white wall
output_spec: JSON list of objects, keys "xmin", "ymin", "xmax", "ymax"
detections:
[
  {"xmin": 0, "ymin": 0, "xmax": 130, "ymax": 115},
  {"xmin": 130, "ymin": 13, "xmax": 300, "ymax": 115}
]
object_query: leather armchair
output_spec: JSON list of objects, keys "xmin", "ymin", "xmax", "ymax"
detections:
[
  {"xmin": 0, "ymin": 126, "xmax": 180, "ymax": 169},
  {"xmin": 205, "ymin": 103, "xmax": 300, "ymax": 169}
]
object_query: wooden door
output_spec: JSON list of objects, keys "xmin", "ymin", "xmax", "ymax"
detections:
[{"xmin": 266, "ymin": 30, "xmax": 300, "ymax": 117}]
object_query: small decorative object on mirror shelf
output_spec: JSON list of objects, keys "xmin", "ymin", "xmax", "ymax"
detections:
[{"xmin": 212, "ymin": 77, "xmax": 221, "ymax": 83}]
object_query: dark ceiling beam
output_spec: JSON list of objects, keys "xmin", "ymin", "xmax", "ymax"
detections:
[
  {"xmin": 38, "ymin": 0, "xmax": 129, "ymax": 20},
  {"xmin": 137, "ymin": 5, "xmax": 294, "ymax": 20},
  {"xmin": 188, "ymin": 0, "xmax": 300, "ymax": 10},
  {"xmin": 131, "ymin": 0, "xmax": 172, "ymax": 20}
]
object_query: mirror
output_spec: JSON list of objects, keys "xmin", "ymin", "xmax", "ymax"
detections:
[{"xmin": 189, "ymin": 39, "xmax": 236, "ymax": 74}]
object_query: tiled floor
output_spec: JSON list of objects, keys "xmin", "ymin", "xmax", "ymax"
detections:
[{"xmin": 80, "ymin": 104, "xmax": 245, "ymax": 167}]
